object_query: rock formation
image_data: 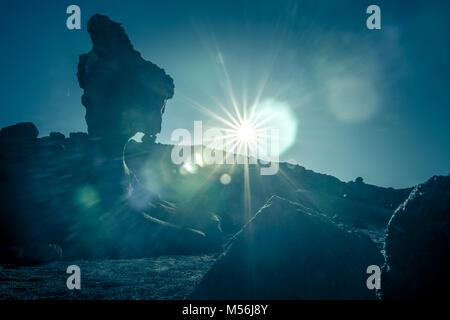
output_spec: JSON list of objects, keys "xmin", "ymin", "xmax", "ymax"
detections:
[
  {"xmin": 0, "ymin": 122, "xmax": 38, "ymax": 162},
  {"xmin": 0, "ymin": 122, "xmax": 38, "ymax": 142},
  {"xmin": 190, "ymin": 196, "xmax": 383, "ymax": 299},
  {"xmin": 0, "ymin": 15, "xmax": 218, "ymax": 263},
  {"xmin": 0, "ymin": 125, "xmax": 221, "ymax": 263},
  {"xmin": 382, "ymin": 175, "xmax": 450, "ymax": 299},
  {"xmin": 77, "ymin": 14, "xmax": 174, "ymax": 155}
]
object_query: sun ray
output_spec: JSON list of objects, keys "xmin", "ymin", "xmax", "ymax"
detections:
[
  {"xmin": 179, "ymin": 93, "xmax": 240, "ymax": 130},
  {"xmin": 212, "ymin": 36, "xmax": 243, "ymax": 125}
]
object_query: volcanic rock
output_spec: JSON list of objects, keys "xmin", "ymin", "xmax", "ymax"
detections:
[
  {"xmin": 77, "ymin": 14, "xmax": 174, "ymax": 155},
  {"xmin": 0, "ymin": 122, "xmax": 38, "ymax": 162},
  {"xmin": 382, "ymin": 175, "xmax": 450, "ymax": 299},
  {"xmin": 0, "ymin": 122, "xmax": 38, "ymax": 142},
  {"xmin": 190, "ymin": 195, "xmax": 383, "ymax": 299}
]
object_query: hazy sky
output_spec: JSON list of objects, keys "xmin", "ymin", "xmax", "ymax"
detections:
[{"xmin": 0, "ymin": 0, "xmax": 449, "ymax": 188}]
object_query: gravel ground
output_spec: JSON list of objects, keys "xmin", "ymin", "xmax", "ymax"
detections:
[{"xmin": 0, "ymin": 254, "xmax": 216, "ymax": 300}]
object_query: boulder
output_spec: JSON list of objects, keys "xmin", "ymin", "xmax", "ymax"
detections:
[
  {"xmin": 190, "ymin": 195, "xmax": 383, "ymax": 299},
  {"xmin": 49, "ymin": 132, "xmax": 65, "ymax": 140},
  {"xmin": 0, "ymin": 122, "xmax": 38, "ymax": 162},
  {"xmin": 0, "ymin": 122, "xmax": 38, "ymax": 142},
  {"xmin": 382, "ymin": 175, "xmax": 450, "ymax": 299}
]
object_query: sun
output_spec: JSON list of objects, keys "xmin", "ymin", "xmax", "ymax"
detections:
[{"xmin": 236, "ymin": 120, "xmax": 257, "ymax": 144}]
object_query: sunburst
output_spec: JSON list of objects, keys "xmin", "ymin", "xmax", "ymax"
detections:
[
  {"xmin": 177, "ymin": 45, "xmax": 283, "ymax": 221},
  {"xmin": 219, "ymin": 109, "xmax": 271, "ymax": 160}
]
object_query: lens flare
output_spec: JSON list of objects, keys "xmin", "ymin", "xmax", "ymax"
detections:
[
  {"xmin": 220, "ymin": 173, "xmax": 231, "ymax": 185},
  {"xmin": 178, "ymin": 45, "xmax": 299, "ymax": 222}
]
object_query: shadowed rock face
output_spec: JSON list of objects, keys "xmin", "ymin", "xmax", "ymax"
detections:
[
  {"xmin": 78, "ymin": 14, "xmax": 174, "ymax": 154},
  {"xmin": 382, "ymin": 176, "xmax": 450, "ymax": 299},
  {"xmin": 0, "ymin": 122, "xmax": 38, "ymax": 142},
  {"xmin": 0, "ymin": 122, "xmax": 38, "ymax": 162},
  {"xmin": 190, "ymin": 196, "xmax": 383, "ymax": 300}
]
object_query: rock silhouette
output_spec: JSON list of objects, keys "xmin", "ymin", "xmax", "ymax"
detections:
[
  {"xmin": 78, "ymin": 14, "xmax": 174, "ymax": 155},
  {"xmin": 0, "ymin": 15, "xmax": 215, "ymax": 263},
  {"xmin": 382, "ymin": 175, "xmax": 450, "ymax": 299},
  {"xmin": 0, "ymin": 122, "xmax": 38, "ymax": 142},
  {"xmin": 190, "ymin": 196, "xmax": 383, "ymax": 299}
]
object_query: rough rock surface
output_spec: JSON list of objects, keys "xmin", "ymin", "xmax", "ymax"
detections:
[
  {"xmin": 0, "ymin": 122, "xmax": 38, "ymax": 142},
  {"xmin": 382, "ymin": 175, "xmax": 450, "ymax": 299},
  {"xmin": 0, "ymin": 131, "xmax": 221, "ymax": 263},
  {"xmin": 190, "ymin": 196, "xmax": 383, "ymax": 299},
  {"xmin": 78, "ymin": 14, "xmax": 174, "ymax": 155},
  {"xmin": 0, "ymin": 122, "xmax": 38, "ymax": 162}
]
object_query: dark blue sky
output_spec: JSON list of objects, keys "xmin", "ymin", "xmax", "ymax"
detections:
[{"xmin": 0, "ymin": 0, "xmax": 449, "ymax": 188}]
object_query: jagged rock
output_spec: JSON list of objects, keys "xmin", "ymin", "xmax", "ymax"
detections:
[
  {"xmin": 77, "ymin": 14, "xmax": 174, "ymax": 155},
  {"xmin": 38, "ymin": 132, "xmax": 65, "ymax": 149},
  {"xmin": 68, "ymin": 132, "xmax": 89, "ymax": 147},
  {"xmin": 39, "ymin": 132, "xmax": 65, "ymax": 144},
  {"xmin": 382, "ymin": 176, "xmax": 450, "ymax": 299},
  {"xmin": 0, "ymin": 122, "xmax": 38, "ymax": 142},
  {"xmin": 0, "ymin": 122, "xmax": 38, "ymax": 162},
  {"xmin": 49, "ymin": 132, "xmax": 65, "ymax": 140},
  {"xmin": 190, "ymin": 196, "xmax": 383, "ymax": 299}
]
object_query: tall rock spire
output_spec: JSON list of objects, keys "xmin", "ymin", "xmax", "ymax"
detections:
[{"xmin": 77, "ymin": 14, "xmax": 174, "ymax": 155}]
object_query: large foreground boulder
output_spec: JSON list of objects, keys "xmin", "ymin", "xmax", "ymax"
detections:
[
  {"xmin": 190, "ymin": 196, "xmax": 383, "ymax": 299},
  {"xmin": 382, "ymin": 175, "xmax": 450, "ymax": 299}
]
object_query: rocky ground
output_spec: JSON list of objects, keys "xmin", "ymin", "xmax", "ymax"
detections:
[{"xmin": 0, "ymin": 254, "xmax": 216, "ymax": 300}]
